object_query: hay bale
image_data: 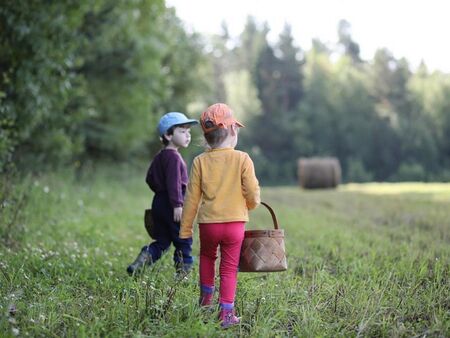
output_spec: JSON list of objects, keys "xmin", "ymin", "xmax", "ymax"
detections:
[{"xmin": 298, "ymin": 157, "xmax": 341, "ymax": 189}]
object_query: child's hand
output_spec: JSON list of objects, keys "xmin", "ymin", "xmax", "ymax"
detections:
[{"xmin": 174, "ymin": 207, "xmax": 183, "ymax": 222}]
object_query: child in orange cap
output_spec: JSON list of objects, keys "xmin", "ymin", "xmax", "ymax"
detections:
[{"xmin": 180, "ymin": 103, "xmax": 261, "ymax": 328}]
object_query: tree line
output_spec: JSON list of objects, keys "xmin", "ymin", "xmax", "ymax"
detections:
[
  {"xmin": 1, "ymin": 1, "xmax": 450, "ymax": 184},
  {"xmin": 0, "ymin": 1, "xmax": 204, "ymax": 171}
]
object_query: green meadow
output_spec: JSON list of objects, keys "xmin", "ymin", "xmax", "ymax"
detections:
[{"xmin": 1, "ymin": 169, "xmax": 449, "ymax": 337}]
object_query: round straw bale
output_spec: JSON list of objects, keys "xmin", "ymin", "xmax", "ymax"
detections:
[{"xmin": 298, "ymin": 157, "xmax": 341, "ymax": 189}]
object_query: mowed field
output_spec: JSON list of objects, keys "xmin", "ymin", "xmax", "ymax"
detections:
[{"xmin": 1, "ymin": 169, "xmax": 449, "ymax": 337}]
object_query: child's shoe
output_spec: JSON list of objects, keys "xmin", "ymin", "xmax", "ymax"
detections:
[
  {"xmin": 126, "ymin": 248, "xmax": 151, "ymax": 275},
  {"xmin": 219, "ymin": 305, "xmax": 240, "ymax": 328},
  {"xmin": 175, "ymin": 262, "xmax": 193, "ymax": 280},
  {"xmin": 199, "ymin": 285, "xmax": 215, "ymax": 307}
]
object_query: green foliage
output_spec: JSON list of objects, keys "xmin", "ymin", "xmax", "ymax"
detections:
[
  {"xmin": 0, "ymin": 170, "xmax": 30, "ymax": 247},
  {"xmin": 0, "ymin": 1, "xmax": 207, "ymax": 171},
  {"xmin": 78, "ymin": 0, "xmax": 166, "ymax": 159},
  {"xmin": 204, "ymin": 19, "xmax": 450, "ymax": 183},
  {"xmin": 391, "ymin": 163, "xmax": 427, "ymax": 182},
  {"xmin": 240, "ymin": 27, "xmax": 306, "ymax": 184},
  {"xmin": 337, "ymin": 20, "xmax": 361, "ymax": 64},
  {"xmin": 235, "ymin": 16, "xmax": 270, "ymax": 74},
  {"xmin": 223, "ymin": 70, "xmax": 261, "ymax": 124},
  {"xmin": 408, "ymin": 66, "xmax": 450, "ymax": 173},
  {"xmin": 2, "ymin": 5, "xmax": 450, "ymax": 183},
  {"xmin": 275, "ymin": 24, "xmax": 304, "ymax": 111},
  {"xmin": 346, "ymin": 158, "xmax": 374, "ymax": 182},
  {"xmin": 0, "ymin": 1, "xmax": 90, "ymax": 170},
  {"xmin": 1, "ymin": 170, "xmax": 449, "ymax": 336},
  {"xmin": 73, "ymin": 1, "xmax": 206, "ymax": 161},
  {"xmin": 333, "ymin": 57, "xmax": 401, "ymax": 180}
]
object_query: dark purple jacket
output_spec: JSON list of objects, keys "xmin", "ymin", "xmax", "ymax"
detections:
[{"xmin": 146, "ymin": 149, "xmax": 188, "ymax": 208}]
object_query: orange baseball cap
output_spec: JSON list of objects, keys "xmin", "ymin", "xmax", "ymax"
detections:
[{"xmin": 200, "ymin": 103, "xmax": 244, "ymax": 134}]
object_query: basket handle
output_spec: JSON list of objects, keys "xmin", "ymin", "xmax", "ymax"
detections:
[{"xmin": 260, "ymin": 201, "xmax": 279, "ymax": 230}]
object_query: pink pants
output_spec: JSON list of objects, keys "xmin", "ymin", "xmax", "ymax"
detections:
[{"xmin": 199, "ymin": 222, "xmax": 245, "ymax": 304}]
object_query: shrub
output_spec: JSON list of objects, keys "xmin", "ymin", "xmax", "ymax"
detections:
[
  {"xmin": 392, "ymin": 163, "xmax": 427, "ymax": 182},
  {"xmin": 346, "ymin": 158, "xmax": 374, "ymax": 182}
]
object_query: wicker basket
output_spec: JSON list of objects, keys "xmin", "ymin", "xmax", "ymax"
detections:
[{"xmin": 239, "ymin": 202, "xmax": 287, "ymax": 272}]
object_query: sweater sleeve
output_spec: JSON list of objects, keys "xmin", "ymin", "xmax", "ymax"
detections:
[
  {"xmin": 166, "ymin": 153, "xmax": 184, "ymax": 208},
  {"xmin": 180, "ymin": 158, "xmax": 202, "ymax": 238},
  {"xmin": 242, "ymin": 154, "xmax": 261, "ymax": 210}
]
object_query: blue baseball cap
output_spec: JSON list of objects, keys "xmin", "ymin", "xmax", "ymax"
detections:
[{"xmin": 157, "ymin": 112, "xmax": 198, "ymax": 136}]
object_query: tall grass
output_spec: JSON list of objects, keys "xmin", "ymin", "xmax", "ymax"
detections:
[{"xmin": 1, "ymin": 168, "xmax": 449, "ymax": 337}]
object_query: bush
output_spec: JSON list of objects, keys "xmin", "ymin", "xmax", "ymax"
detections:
[
  {"xmin": 0, "ymin": 1, "xmax": 205, "ymax": 172},
  {"xmin": 345, "ymin": 158, "xmax": 374, "ymax": 183},
  {"xmin": 0, "ymin": 1, "xmax": 90, "ymax": 171},
  {"xmin": 392, "ymin": 163, "xmax": 427, "ymax": 182}
]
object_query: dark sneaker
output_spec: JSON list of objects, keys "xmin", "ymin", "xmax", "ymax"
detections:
[
  {"xmin": 175, "ymin": 262, "xmax": 192, "ymax": 276},
  {"xmin": 127, "ymin": 249, "xmax": 152, "ymax": 275}
]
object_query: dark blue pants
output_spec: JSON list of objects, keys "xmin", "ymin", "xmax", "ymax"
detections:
[{"xmin": 143, "ymin": 192, "xmax": 193, "ymax": 269}]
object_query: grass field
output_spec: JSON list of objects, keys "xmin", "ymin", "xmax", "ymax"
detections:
[{"xmin": 1, "ymin": 168, "xmax": 449, "ymax": 337}]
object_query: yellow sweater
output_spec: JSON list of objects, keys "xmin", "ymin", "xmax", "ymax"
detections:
[{"xmin": 180, "ymin": 148, "xmax": 260, "ymax": 238}]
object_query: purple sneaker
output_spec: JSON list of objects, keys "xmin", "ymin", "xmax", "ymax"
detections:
[{"xmin": 219, "ymin": 308, "xmax": 240, "ymax": 328}]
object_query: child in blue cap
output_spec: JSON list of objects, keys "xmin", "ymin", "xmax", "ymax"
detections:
[{"xmin": 127, "ymin": 112, "xmax": 198, "ymax": 275}]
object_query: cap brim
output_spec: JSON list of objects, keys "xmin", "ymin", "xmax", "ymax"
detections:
[
  {"xmin": 224, "ymin": 116, "xmax": 245, "ymax": 128},
  {"xmin": 174, "ymin": 119, "xmax": 199, "ymax": 127},
  {"xmin": 235, "ymin": 120, "xmax": 244, "ymax": 128}
]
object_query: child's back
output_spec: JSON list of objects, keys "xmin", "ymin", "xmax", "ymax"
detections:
[
  {"xmin": 181, "ymin": 148, "xmax": 259, "ymax": 238},
  {"xmin": 180, "ymin": 103, "xmax": 260, "ymax": 328}
]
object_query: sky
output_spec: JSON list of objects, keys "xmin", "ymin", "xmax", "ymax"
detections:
[{"xmin": 166, "ymin": 0, "xmax": 450, "ymax": 73}]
